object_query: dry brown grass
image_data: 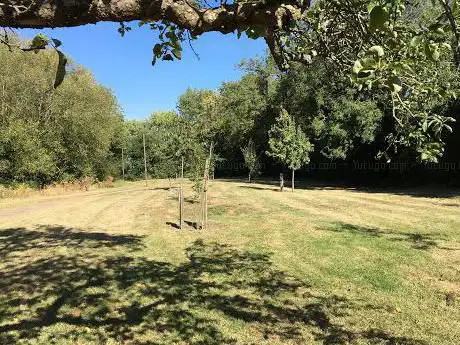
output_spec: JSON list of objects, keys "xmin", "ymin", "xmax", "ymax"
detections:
[{"xmin": 0, "ymin": 179, "xmax": 459, "ymax": 344}]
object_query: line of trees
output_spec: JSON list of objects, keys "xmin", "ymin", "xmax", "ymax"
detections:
[
  {"xmin": 121, "ymin": 49, "xmax": 459, "ymax": 186},
  {"xmin": 111, "ymin": 1, "xmax": 460, "ymax": 187},
  {"xmin": 3, "ymin": 9, "xmax": 460, "ymax": 190},
  {"xmin": 0, "ymin": 36, "xmax": 123, "ymax": 187},
  {"xmin": 119, "ymin": 54, "xmax": 388, "ymax": 181}
]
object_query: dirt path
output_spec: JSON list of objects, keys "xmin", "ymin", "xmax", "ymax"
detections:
[{"xmin": 0, "ymin": 184, "xmax": 178, "ymax": 235}]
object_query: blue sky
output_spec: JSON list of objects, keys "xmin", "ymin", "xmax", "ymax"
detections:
[{"xmin": 19, "ymin": 23, "xmax": 266, "ymax": 119}]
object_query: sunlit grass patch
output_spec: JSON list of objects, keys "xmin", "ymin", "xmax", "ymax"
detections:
[{"xmin": 0, "ymin": 180, "xmax": 459, "ymax": 344}]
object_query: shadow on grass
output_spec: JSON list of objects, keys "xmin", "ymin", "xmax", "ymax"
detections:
[
  {"xmin": 148, "ymin": 187, "xmax": 172, "ymax": 191},
  {"xmin": 325, "ymin": 222, "xmax": 456, "ymax": 251},
  {"xmin": 166, "ymin": 221, "xmax": 181, "ymax": 230},
  {"xmin": 229, "ymin": 178, "xmax": 460, "ymax": 199},
  {"xmin": 184, "ymin": 196, "xmax": 199, "ymax": 204},
  {"xmin": 166, "ymin": 221, "xmax": 200, "ymax": 230},
  {"xmin": 239, "ymin": 185, "xmax": 279, "ymax": 191},
  {"xmin": 166, "ymin": 195, "xmax": 199, "ymax": 204},
  {"xmin": 0, "ymin": 226, "xmax": 428, "ymax": 344},
  {"xmin": 440, "ymin": 203, "xmax": 460, "ymax": 207},
  {"xmin": 0, "ymin": 225, "xmax": 144, "ymax": 259}
]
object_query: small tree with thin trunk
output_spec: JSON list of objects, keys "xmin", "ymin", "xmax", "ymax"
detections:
[
  {"xmin": 266, "ymin": 108, "xmax": 313, "ymax": 192},
  {"xmin": 241, "ymin": 139, "xmax": 259, "ymax": 183}
]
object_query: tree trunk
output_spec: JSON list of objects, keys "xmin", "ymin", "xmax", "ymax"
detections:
[
  {"xmin": 291, "ymin": 169, "xmax": 295, "ymax": 192},
  {"xmin": 248, "ymin": 172, "xmax": 251, "ymax": 183},
  {"xmin": 280, "ymin": 173, "xmax": 284, "ymax": 192}
]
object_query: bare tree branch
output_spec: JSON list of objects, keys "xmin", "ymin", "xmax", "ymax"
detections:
[{"xmin": 0, "ymin": 0, "xmax": 305, "ymax": 35}]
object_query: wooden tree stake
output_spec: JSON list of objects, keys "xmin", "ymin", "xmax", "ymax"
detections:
[
  {"xmin": 121, "ymin": 147, "xmax": 125, "ymax": 181},
  {"xmin": 201, "ymin": 143, "xmax": 213, "ymax": 230},
  {"xmin": 180, "ymin": 156, "xmax": 184, "ymax": 229},
  {"xmin": 280, "ymin": 173, "xmax": 284, "ymax": 192},
  {"xmin": 143, "ymin": 133, "xmax": 148, "ymax": 186}
]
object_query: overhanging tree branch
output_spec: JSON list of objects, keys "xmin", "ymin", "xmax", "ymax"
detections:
[{"xmin": 0, "ymin": 0, "xmax": 305, "ymax": 35}]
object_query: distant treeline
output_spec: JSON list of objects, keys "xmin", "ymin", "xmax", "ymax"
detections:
[
  {"xmin": 122, "ymin": 55, "xmax": 460, "ymax": 187},
  {"xmin": 2, "ymin": 35, "xmax": 459, "ymax": 188}
]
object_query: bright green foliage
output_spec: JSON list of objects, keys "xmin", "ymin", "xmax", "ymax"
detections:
[
  {"xmin": 123, "ymin": 90, "xmax": 217, "ymax": 190},
  {"xmin": 276, "ymin": 61, "xmax": 384, "ymax": 159},
  {"xmin": 267, "ymin": 108, "xmax": 313, "ymax": 172},
  {"xmin": 0, "ymin": 41, "xmax": 123, "ymax": 185},
  {"xmin": 123, "ymin": 113, "xmax": 183, "ymax": 180},
  {"xmin": 347, "ymin": 0, "xmax": 458, "ymax": 161},
  {"xmin": 218, "ymin": 74, "xmax": 268, "ymax": 152},
  {"xmin": 177, "ymin": 88, "xmax": 219, "ymax": 193},
  {"xmin": 4, "ymin": 33, "xmax": 68, "ymax": 88},
  {"xmin": 271, "ymin": 0, "xmax": 460, "ymax": 162},
  {"xmin": 120, "ymin": 55, "xmax": 390, "ymax": 180},
  {"xmin": 178, "ymin": 88, "xmax": 220, "ymax": 144},
  {"xmin": 118, "ymin": 20, "xmax": 190, "ymax": 66},
  {"xmin": 120, "ymin": 48, "xmax": 459, "ymax": 181},
  {"xmin": 241, "ymin": 139, "xmax": 260, "ymax": 182},
  {"xmin": 147, "ymin": 111, "xmax": 182, "ymax": 178},
  {"xmin": 129, "ymin": 0, "xmax": 460, "ymax": 163}
]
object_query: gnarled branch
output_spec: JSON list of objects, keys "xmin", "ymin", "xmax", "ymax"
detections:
[{"xmin": 0, "ymin": 0, "xmax": 305, "ymax": 35}]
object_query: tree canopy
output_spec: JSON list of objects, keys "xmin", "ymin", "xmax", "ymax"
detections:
[
  {"xmin": 2, "ymin": 30, "xmax": 459, "ymax": 187},
  {"xmin": 0, "ymin": 38, "xmax": 123, "ymax": 186},
  {"xmin": 266, "ymin": 108, "xmax": 313, "ymax": 190},
  {"xmin": 2, "ymin": 0, "xmax": 460, "ymax": 175}
]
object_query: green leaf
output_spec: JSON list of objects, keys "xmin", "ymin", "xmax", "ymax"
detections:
[
  {"xmin": 453, "ymin": 0, "xmax": 458, "ymax": 13},
  {"xmin": 441, "ymin": 42, "xmax": 452, "ymax": 50},
  {"xmin": 170, "ymin": 40, "xmax": 181, "ymax": 50},
  {"xmin": 357, "ymin": 70, "xmax": 373, "ymax": 79},
  {"xmin": 421, "ymin": 152, "xmax": 429, "ymax": 161},
  {"xmin": 352, "ymin": 60, "xmax": 363, "ymax": 74},
  {"xmin": 31, "ymin": 34, "xmax": 49, "ymax": 51},
  {"xmin": 401, "ymin": 63, "xmax": 413, "ymax": 73},
  {"xmin": 410, "ymin": 36, "xmax": 422, "ymax": 47},
  {"xmin": 428, "ymin": 23, "xmax": 444, "ymax": 34},
  {"xmin": 153, "ymin": 44, "xmax": 162, "ymax": 57},
  {"xmin": 51, "ymin": 38, "xmax": 62, "ymax": 48},
  {"xmin": 54, "ymin": 50, "xmax": 67, "ymax": 89},
  {"xmin": 425, "ymin": 42, "xmax": 441, "ymax": 61},
  {"xmin": 392, "ymin": 83, "xmax": 402, "ymax": 93},
  {"xmin": 172, "ymin": 48, "xmax": 182, "ymax": 60},
  {"xmin": 369, "ymin": 6, "xmax": 389, "ymax": 31},
  {"xmin": 367, "ymin": 45, "xmax": 384, "ymax": 57},
  {"xmin": 432, "ymin": 47, "xmax": 440, "ymax": 61},
  {"xmin": 360, "ymin": 57, "xmax": 378, "ymax": 69},
  {"xmin": 388, "ymin": 76, "xmax": 402, "ymax": 93},
  {"xmin": 422, "ymin": 120, "xmax": 428, "ymax": 132},
  {"xmin": 367, "ymin": 2, "xmax": 377, "ymax": 13}
]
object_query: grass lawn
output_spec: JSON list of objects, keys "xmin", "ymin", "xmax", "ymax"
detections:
[{"xmin": 0, "ymin": 179, "xmax": 459, "ymax": 344}]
